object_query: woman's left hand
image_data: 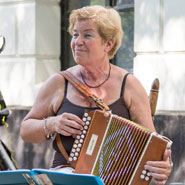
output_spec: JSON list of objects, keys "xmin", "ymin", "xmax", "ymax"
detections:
[{"xmin": 144, "ymin": 149, "xmax": 172, "ymax": 185}]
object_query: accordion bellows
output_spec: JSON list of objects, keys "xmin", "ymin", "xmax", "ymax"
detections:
[{"xmin": 69, "ymin": 110, "xmax": 172, "ymax": 185}]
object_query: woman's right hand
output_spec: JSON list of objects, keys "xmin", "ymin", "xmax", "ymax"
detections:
[{"xmin": 50, "ymin": 113, "xmax": 84, "ymax": 136}]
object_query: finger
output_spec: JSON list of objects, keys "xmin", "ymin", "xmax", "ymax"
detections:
[
  {"xmin": 62, "ymin": 113, "xmax": 84, "ymax": 130},
  {"xmin": 60, "ymin": 129, "xmax": 73, "ymax": 136},
  {"xmin": 146, "ymin": 159, "xmax": 172, "ymax": 174},
  {"xmin": 152, "ymin": 178, "xmax": 167, "ymax": 185},
  {"xmin": 62, "ymin": 124, "xmax": 82, "ymax": 135},
  {"xmin": 54, "ymin": 121, "xmax": 82, "ymax": 136},
  {"xmin": 66, "ymin": 113, "xmax": 84, "ymax": 126},
  {"xmin": 146, "ymin": 161, "xmax": 169, "ymax": 168},
  {"xmin": 150, "ymin": 171, "xmax": 167, "ymax": 180},
  {"xmin": 145, "ymin": 164, "xmax": 168, "ymax": 174},
  {"xmin": 163, "ymin": 149, "xmax": 171, "ymax": 161},
  {"xmin": 59, "ymin": 125, "xmax": 82, "ymax": 136},
  {"xmin": 147, "ymin": 149, "xmax": 171, "ymax": 166},
  {"xmin": 145, "ymin": 163, "xmax": 171, "ymax": 184},
  {"xmin": 164, "ymin": 149, "xmax": 173, "ymax": 170},
  {"xmin": 62, "ymin": 120, "xmax": 83, "ymax": 133}
]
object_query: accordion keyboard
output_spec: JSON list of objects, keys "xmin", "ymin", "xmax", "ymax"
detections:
[{"xmin": 69, "ymin": 111, "xmax": 94, "ymax": 168}]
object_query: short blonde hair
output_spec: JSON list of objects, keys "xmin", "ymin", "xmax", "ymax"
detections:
[{"xmin": 68, "ymin": 5, "xmax": 124, "ymax": 59}]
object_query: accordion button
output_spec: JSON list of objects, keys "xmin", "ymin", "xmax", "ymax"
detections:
[
  {"xmin": 69, "ymin": 157, "xmax": 72, "ymax": 161},
  {"xmin": 85, "ymin": 121, "xmax": 90, "ymax": 125},
  {"xmin": 140, "ymin": 175, "xmax": 145, "ymax": 179},
  {"xmin": 70, "ymin": 153, "xmax": 74, "ymax": 157},
  {"xmin": 147, "ymin": 172, "xmax": 151, "ymax": 176},
  {"xmin": 72, "ymin": 149, "xmax": 75, "ymax": 153},
  {"xmin": 73, "ymin": 157, "xmax": 77, "ymax": 161},
  {"xmin": 80, "ymin": 139, "xmax": 84, "ymax": 143},
  {"xmin": 83, "ymin": 130, "xmax": 87, "ymax": 134},
  {"xmin": 87, "ymin": 117, "xmax": 91, "ymax": 121},
  {"xmin": 77, "ymin": 135, "xmax": 81, "ymax": 139},
  {"xmin": 84, "ymin": 126, "xmax": 88, "ymax": 130},
  {"xmin": 75, "ymin": 152, "xmax": 79, "ymax": 156},
  {"xmin": 145, "ymin": 176, "xmax": 149, "ymax": 181},
  {"xmin": 74, "ymin": 144, "xmax": 77, "ymax": 148},
  {"xmin": 81, "ymin": 135, "xmax": 85, "ymax": 138},
  {"xmin": 76, "ymin": 148, "xmax": 80, "ymax": 152},
  {"xmin": 75, "ymin": 140, "xmax": 79, "ymax": 144},
  {"xmin": 78, "ymin": 143, "xmax": 82, "ymax": 147},
  {"xmin": 83, "ymin": 117, "xmax": 87, "ymax": 122},
  {"xmin": 142, "ymin": 170, "xmax": 147, "ymax": 174},
  {"xmin": 84, "ymin": 113, "xmax": 88, "ymax": 117}
]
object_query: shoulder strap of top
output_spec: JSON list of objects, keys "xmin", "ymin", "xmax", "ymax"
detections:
[
  {"xmin": 63, "ymin": 79, "xmax": 68, "ymax": 98},
  {"xmin": 120, "ymin": 73, "xmax": 130, "ymax": 97}
]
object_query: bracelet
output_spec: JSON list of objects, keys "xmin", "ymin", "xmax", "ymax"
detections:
[{"xmin": 43, "ymin": 118, "xmax": 55, "ymax": 140}]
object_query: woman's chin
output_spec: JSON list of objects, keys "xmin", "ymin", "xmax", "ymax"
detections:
[{"xmin": 75, "ymin": 58, "xmax": 87, "ymax": 65}]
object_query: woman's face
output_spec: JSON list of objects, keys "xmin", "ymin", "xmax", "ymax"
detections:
[{"xmin": 71, "ymin": 19, "xmax": 109, "ymax": 67}]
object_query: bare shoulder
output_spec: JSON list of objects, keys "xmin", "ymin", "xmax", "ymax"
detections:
[
  {"xmin": 37, "ymin": 72, "xmax": 66, "ymax": 102},
  {"xmin": 124, "ymin": 74, "xmax": 155, "ymax": 131},
  {"xmin": 24, "ymin": 72, "xmax": 66, "ymax": 120},
  {"xmin": 44, "ymin": 72, "xmax": 65, "ymax": 88},
  {"xmin": 124, "ymin": 74, "xmax": 148, "ymax": 107},
  {"xmin": 125, "ymin": 74, "xmax": 145, "ymax": 91},
  {"xmin": 111, "ymin": 64, "xmax": 130, "ymax": 81},
  {"xmin": 107, "ymin": 64, "xmax": 143, "ymax": 92},
  {"xmin": 66, "ymin": 65, "xmax": 82, "ymax": 78}
]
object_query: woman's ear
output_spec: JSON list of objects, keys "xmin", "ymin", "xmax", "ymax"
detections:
[{"xmin": 105, "ymin": 39, "xmax": 114, "ymax": 52}]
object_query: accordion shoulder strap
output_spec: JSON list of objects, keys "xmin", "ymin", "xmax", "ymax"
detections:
[
  {"xmin": 60, "ymin": 71, "xmax": 110, "ymax": 111},
  {"xmin": 56, "ymin": 71, "xmax": 110, "ymax": 163}
]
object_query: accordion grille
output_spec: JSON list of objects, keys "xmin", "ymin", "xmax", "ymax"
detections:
[{"xmin": 92, "ymin": 115, "xmax": 151, "ymax": 185}]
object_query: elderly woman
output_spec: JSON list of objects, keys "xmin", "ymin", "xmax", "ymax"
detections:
[{"xmin": 21, "ymin": 5, "xmax": 172, "ymax": 185}]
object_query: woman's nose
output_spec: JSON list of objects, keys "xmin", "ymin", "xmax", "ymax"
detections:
[{"xmin": 75, "ymin": 35, "xmax": 84, "ymax": 45}]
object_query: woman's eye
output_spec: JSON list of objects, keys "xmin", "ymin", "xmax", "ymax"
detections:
[
  {"xmin": 73, "ymin": 33, "xmax": 78, "ymax": 38},
  {"xmin": 85, "ymin": 34, "xmax": 92, "ymax": 38}
]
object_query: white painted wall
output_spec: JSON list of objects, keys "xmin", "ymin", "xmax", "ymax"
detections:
[
  {"xmin": 1, "ymin": 0, "xmax": 185, "ymax": 111},
  {"xmin": 134, "ymin": 0, "xmax": 185, "ymax": 111},
  {"xmin": 0, "ymin": 0, "xmax": 61, "ymax": 106}
]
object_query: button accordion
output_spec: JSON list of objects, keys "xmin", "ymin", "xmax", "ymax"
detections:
[{"xmin": 69, "ymin": 110, "xmax": 172, "ymax": 185}]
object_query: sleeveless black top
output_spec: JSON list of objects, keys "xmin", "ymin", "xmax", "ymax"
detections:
[{"xmin": 52, "ymin": 73, "xmax": 130, "ymax": 167}]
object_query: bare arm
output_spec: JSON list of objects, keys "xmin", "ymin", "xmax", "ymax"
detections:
[
  {"xmin": 20, "ymin": 73, "xmax": 84, "ymax": 143},
  {"xmin": 124, "ymin": 74, "xmax": 156, "ymax": 131},
  {"xmin": 124, "ymin": 74, "xmax": 172, "ymax": 185}
]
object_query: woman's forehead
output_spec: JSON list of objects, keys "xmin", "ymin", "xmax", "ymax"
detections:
[{"xmin": 73, "ymin": 19, "xmax": 98, "ymax": 31}]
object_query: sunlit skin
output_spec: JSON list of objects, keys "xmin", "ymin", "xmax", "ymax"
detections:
[
  {"xmin": 71, "ymin": 20, "xmax": 107, "ymax": 66},
  {"xmin": 70, "ymin": 19, "xmax": 112, "ymax": 84},
  {"xmin": 20, "ymin": 18, "xmax": 172, "ymax": 185}
]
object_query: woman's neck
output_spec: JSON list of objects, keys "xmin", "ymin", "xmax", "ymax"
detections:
[{"xmin": 80, "ymin": 62, "xmax": 111, "ymax": 88}]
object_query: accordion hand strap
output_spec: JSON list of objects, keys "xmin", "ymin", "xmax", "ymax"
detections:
[{"xmin": 60, "ymin": 71, "xmax": 110, "ymax": 111}]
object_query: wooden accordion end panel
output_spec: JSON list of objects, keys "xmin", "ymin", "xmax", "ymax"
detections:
[{"xmin": 69, "ymin": 110, "xmax": 172, "ymax": 185}]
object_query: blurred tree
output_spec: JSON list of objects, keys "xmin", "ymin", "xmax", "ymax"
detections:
[{"xmin": 116, "ymin": 11, "xmax": 134, "ymax": 73}]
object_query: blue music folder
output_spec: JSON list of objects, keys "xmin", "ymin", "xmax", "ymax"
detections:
[
  {"xmin": 0, "ymin": 169, "xmax": 104, "ymax": 185},
  {"xmin": 0, "ymin": 169, "xmax": 34, "ymax": 185}
]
